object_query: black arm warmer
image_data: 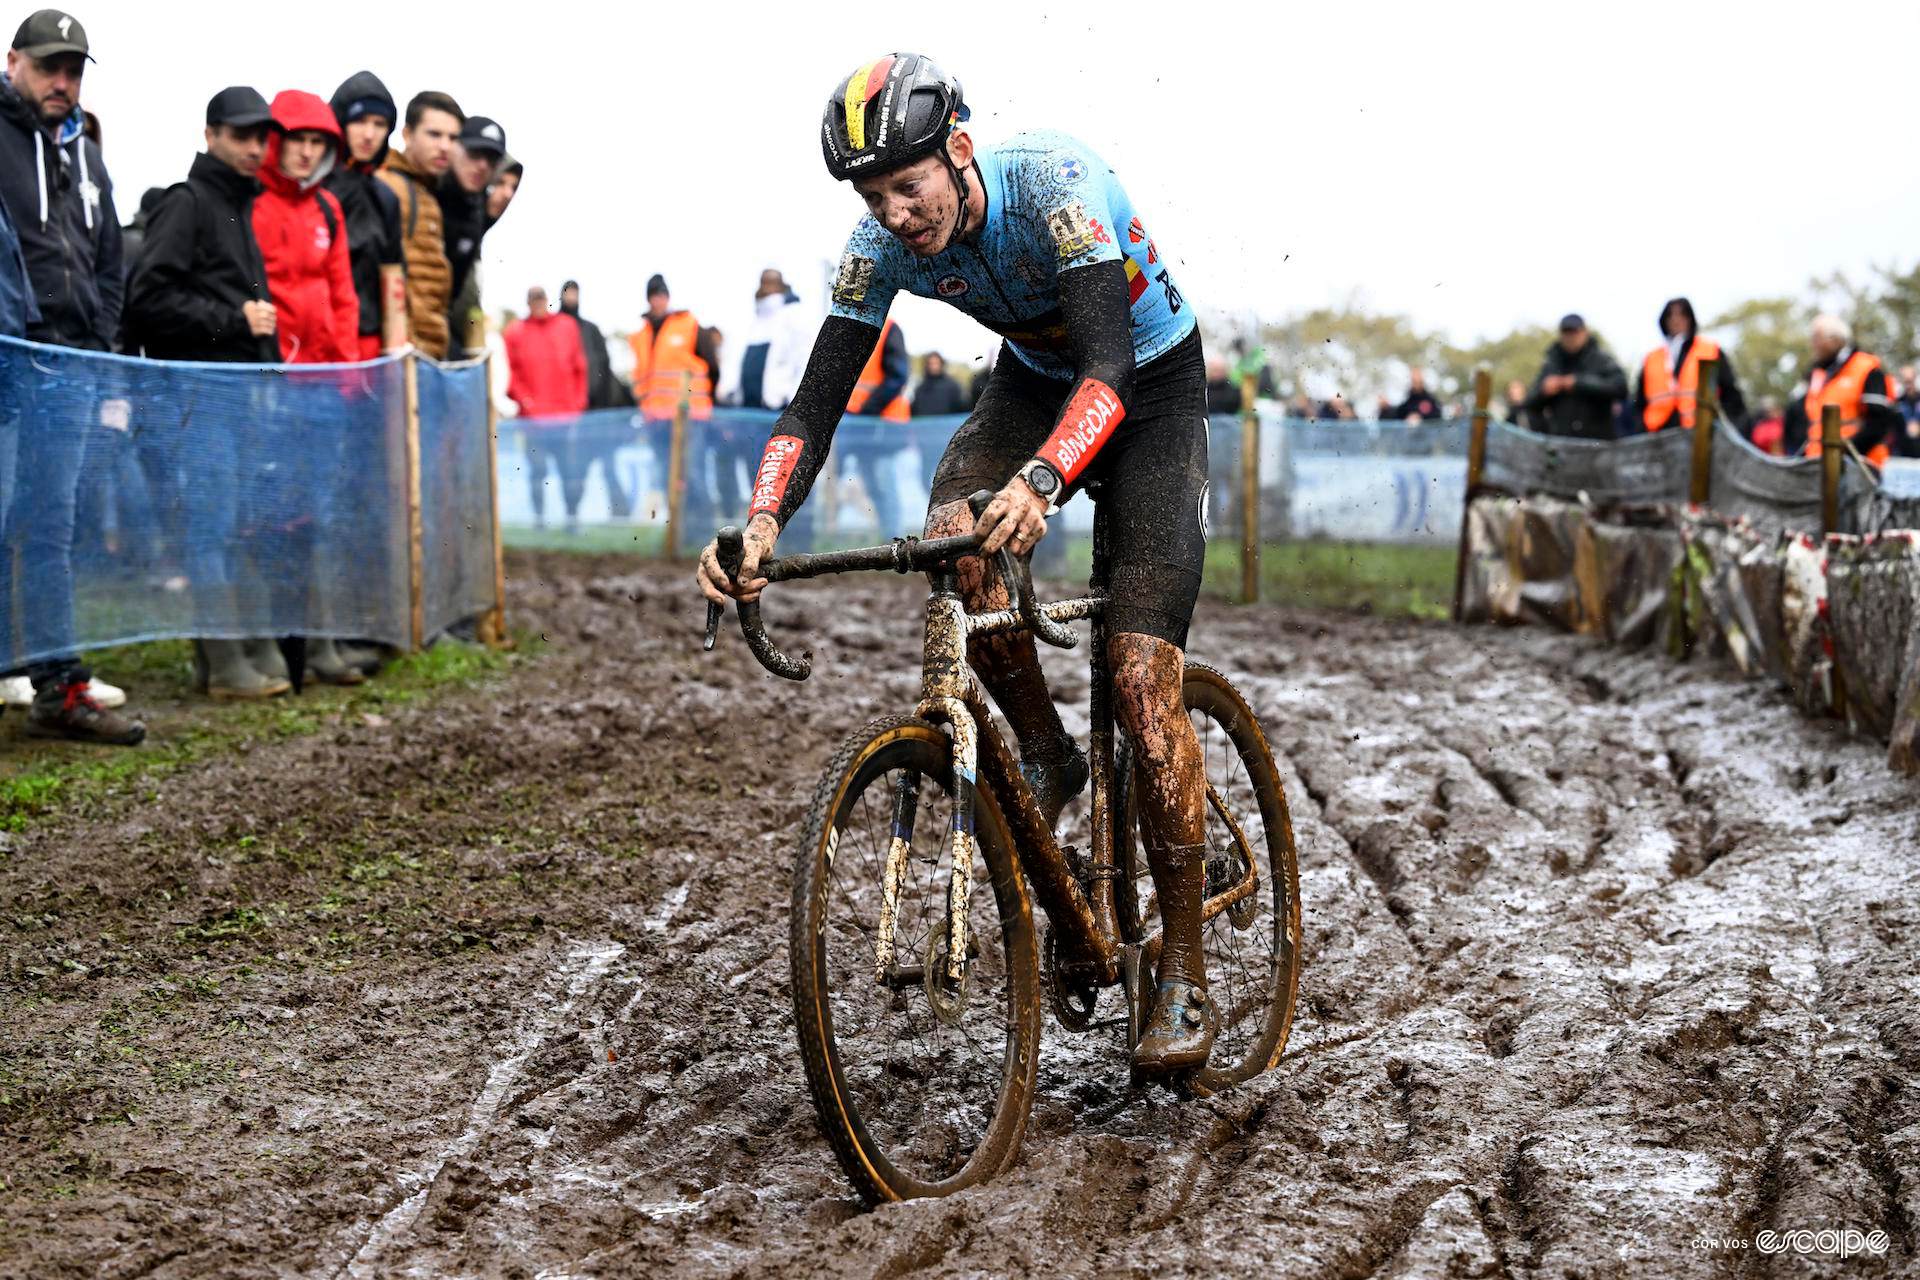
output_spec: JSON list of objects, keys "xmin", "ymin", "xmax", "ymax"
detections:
[
  {"xmin": 769, "ymin": 314, "xmax": 880, "ymax": 527},
  {"xmin": 1056, "ymin": 259, "xmax": 1138, "ymax": 410}
]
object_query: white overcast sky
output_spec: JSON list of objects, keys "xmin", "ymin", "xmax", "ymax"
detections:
[{"xmin": 60, "ymin": 0, "xmax": 1920, "ymax": 376}]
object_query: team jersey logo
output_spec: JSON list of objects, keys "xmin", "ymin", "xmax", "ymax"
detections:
[
  {"xmin": 833, "ymin": 253, "xmax": 877, "ymax": 306},
  {"xmin": 1055, "ymin": 156, "xmax": 1086, "ymax": 184},
  {"xmin": 935, "ymin": 274, "xmax": 970, "ymax": 298},
  {"xmin": 1046, "ymin": 201, "xmax": 1097, "ymax": 261}
]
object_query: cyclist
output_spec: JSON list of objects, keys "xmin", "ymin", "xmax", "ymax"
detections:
[{"xmin": 697, "ymin": 54, "xmax": 1215, "ymax": 1076}]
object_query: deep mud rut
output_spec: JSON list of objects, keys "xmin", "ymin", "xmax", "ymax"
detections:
[{"xmin": 4, "ymin": 549, "xmax": 1918, "ymax": 1279}]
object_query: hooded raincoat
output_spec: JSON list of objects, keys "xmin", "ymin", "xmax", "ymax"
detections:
[{"xmin": 252, "ymin": 91, "xmax": 357, "ymax": 364}]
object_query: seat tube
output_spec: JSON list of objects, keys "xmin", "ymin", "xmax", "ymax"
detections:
[{"xmin": 1085, "ymin": 507, "xmax": 1121, "ymax": 943}]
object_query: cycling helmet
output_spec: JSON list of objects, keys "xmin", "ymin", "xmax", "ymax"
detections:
[{"xmin": 821, "ymin": 53, "xmax": 968, "ymax": 181}]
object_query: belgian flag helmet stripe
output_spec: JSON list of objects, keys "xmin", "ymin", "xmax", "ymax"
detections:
[{"xmin": 842, "ymin": 55, "xmax": 896, "ymax": 152}]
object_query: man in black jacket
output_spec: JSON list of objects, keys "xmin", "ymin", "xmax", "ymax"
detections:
[
  {"xmin": 0, "ymin": 8, "xmax": 143, "ymax": 743},
  {"xmin": 559, "ymin": 279, "xmax": 627, "ymax": 410},
  {"xmin": 1526, "ymin": 314, "xmax": 1628, "ymax": 441},
  {"xmin": 326, "ymin": 71, "xmax": 403, "ymax": 360},
  {"xmin": 439, "ymin": 115, "xmax": 504, "ymax": 356},
  {"xmin": 123, "ymin": 86, "xmax": 292, "ymax": 702}
]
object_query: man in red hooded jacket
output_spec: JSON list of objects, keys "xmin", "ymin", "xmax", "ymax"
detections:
[
  {"xmin": 252, "ymin": 89, "xmax": 364, "ymax": 684},
  {"xmin": 504, "ymin": 285, "xmax": 591, "ymax": 529}
]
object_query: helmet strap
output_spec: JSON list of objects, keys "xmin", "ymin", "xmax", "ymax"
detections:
[{"xmin": 942, "ymin": 149, "xmax": 973, "ymax": 247}]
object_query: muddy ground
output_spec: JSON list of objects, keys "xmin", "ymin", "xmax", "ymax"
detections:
[{"xmin": 3, "ymin": 548, "xmax": 1918, "ymax": 1279}]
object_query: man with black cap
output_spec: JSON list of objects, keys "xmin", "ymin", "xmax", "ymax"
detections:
[
  {"xmin": 326, "ymin": 71, "xmax": 404, "ymax": 360},
  {"xmin": 439, "ymin": 114, "xmax": 504, "ymax": 356},
  {"xmin": 0, "ymin": 8, "xmax": 145, "ymax": 743},
  {"xmin": 123, "ymin": 86, "xmax": 296, "ymax": 701},
  {"xmin": 1525, "ymin": 313, "xmax": 1627, "ymax": 441}
]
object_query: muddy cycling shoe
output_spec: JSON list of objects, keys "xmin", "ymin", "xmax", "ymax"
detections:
[
  {"xmin": 1133, "ymin": 980, "xmax": 1217, "ymax": 1077},
  {"xmin": 1019, "ymin": 743, "xmax": 1089, "ymax": 827}
]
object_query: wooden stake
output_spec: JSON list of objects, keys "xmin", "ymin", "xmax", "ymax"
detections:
[
  {"xmin": 404, "ymin": 352, "xmax": 425, "ymax": 652},
  {"xmin": 1451, "ymin": 368, "xmax": 1493, "ymax": 621},
  {"xmin": 1689, "ymin": 356, "xmax": 1718, "ymax": 507},
  {"xmin": 481, "ymin": 349, "xmax": 509, "ymax": 648},
  {"xmin": 1820, "ymin": 404, "xmax": 1842, "ymax": 537},
  {"xmin": 663, "ymin": 372, "xmax": 691, "ymax": 560},
  {"xmin": 1239, "ymin": 372, "xmax": 1259, "ymax": 604}
]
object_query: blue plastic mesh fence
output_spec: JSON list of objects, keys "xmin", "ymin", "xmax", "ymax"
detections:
[{"xmin": 0, "ymin": 336, "xmax": 492, "ymax": 673}]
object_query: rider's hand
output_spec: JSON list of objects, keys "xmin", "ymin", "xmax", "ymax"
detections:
[
  {"xmin": 697, "ymin": 512, "xmax": 779, "ymax": 605},
  {"xmin": 976, "ymin": 477, "xmax": 1050, "ymax": 557}
]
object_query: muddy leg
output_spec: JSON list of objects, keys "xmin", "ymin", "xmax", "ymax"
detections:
[
  {"xmin": 925, "ymin": 500, "xmax": 1071, "ymax": 759},
  {"xmin": 1110, "ymin": 632, "xmax": 1206, "ymax": 989}
]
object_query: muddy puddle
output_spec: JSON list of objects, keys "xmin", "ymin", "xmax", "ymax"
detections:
[{"xmin": 3, "ymin": 550, "xmax": 1916, "ymax": 1278}]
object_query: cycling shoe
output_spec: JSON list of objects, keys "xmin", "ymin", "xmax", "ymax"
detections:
[{"xmin": 1133, "ymin": 980, "xmax": 1217, "ymax": 1077}]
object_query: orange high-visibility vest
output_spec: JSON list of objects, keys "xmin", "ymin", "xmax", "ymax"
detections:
[
  {"xmin": 1641, "ymin": 337, "xmax": 1721, "ymax": 431},
  {"xmin": 1802, "ymin": 349, "xmax": 1890, "ymax": 466},
  {"xmin": 629, "ymin": 311, "xmax": 713, "ymax": 421},
  {"xmin": 847, "ymin": 319, "xmax": 910, "ymax": 421}
]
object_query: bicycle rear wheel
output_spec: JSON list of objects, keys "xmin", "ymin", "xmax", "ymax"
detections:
[
  {"xmin": 1119, "ymin": 663, "xmax": 1301, "ymax": 1092},
  {"xmin": 791, "ymin": 716, "xmax": 1041, "ymax": 1203}
]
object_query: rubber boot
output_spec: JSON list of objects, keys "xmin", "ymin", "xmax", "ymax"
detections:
[
  {"xmin": 202, "ymin": 638, "xmax": 290, "ymax": 700},
  {"xmin": 244, "ymin": 637, "xmax": 290, "ymax": 683},
  {"xmin": 306, "ymin": 637, "xmax": 366, "ymax": 686},
  {"xmin": 335, "ymin": 641, "xmax": 385, "ymax": 678},
  {"xmin": 1133, "ymin": 841, "xmax": 1215, "ymax": 1077}
]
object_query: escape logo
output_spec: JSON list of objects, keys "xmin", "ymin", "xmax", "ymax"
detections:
[{"xmin": 1692, "ymin": 1228, "xmax": 1888, "ymax": 1257}]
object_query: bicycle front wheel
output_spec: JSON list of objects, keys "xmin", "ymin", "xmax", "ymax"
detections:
[{"xmin": 790, "ymin": 715, "xmax": 1041, "ymax": 1203}]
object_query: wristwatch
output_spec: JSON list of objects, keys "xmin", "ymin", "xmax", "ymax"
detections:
[{"xmin": 1016, "ymin": 459, "xmax": 1063, "ymax": 514}]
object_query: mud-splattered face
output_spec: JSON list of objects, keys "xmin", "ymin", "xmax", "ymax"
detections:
[{"xmin": 852, "ymin": 132, "xmax": 975, "ymax": 257}]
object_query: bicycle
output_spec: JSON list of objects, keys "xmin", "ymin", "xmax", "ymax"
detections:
[{"xmin": 704, "ymin": 490, "xmax": 1301, "ymax": 1204}]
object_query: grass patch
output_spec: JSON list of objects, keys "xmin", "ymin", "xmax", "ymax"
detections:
[{"xmin": 0, "ymin": 633, "xmax": 536, "ymax": 832}]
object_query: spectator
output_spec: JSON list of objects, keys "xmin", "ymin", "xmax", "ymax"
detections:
[
  {"xmin": 0, "ymin": 150, "xmax": 32, "ymax": 335},
  {"xmin": 375, "ymin": 90, "xmax": 459, "ymax": 358},
  {"xmin": 325, "ymin": 71, "xmax": 404, "ymax": 359},
  {"xmin": 1387, "ymin": 368, "xmax": 1441, "ymax": 421},
  {"xmin": 1203, "ymin": 353, "xmax": 1241, "ymax": 415},
  {"xmin": 628, "ymin": 274, "xmax": 718, "ymax": 532},
  {"xmin": 1286, "ymin": 391, "xmax": 1313, "ymax": 421},
  {"xmin": 486, "ymin": 156, "xmax": 520, "ymax": 223},
  {"xmin": 440, "ymin": 114, "xmax": 504, "ymax": 357},
  {"xmin": 124, "ymin": 86, "xmax": 293, "ymax": 699},
  {"xmin": 840, "ymin": 318, "xmax": 912, "ymax": 535},
  {"xmin": 1897, "ymin": 364, "xmax": 1919, "ymax": 423},
  {"xmin": 731, "ymin": 268, "xmax": 810, "ymax": 412},
  {"xmin": 1782, "ymin": 313, "xmax": 1900, "ymax": 465},
  {"xmin": 253, "ymin": 89, "xmax": 362, "ymax": 685},
  {"xmin": 1502, "ymin": 378, "xmax": 1530, "ymax": 428},
  {"xmin": 912, "ymin": 350, "xmax": 966, "ymax": 416},
  {"xmin": 1748, "ymin": 397, "xmax": 1786, "ymax": 456},
  {"xmin": 0, "ymin": 8, "xmax": 142, "ymax": 743},
  {"xmin": 505, "ymin": 285, "xmax": 594, "ymax": 531},
  {"xmin": 1316, "ymin": 393, "xmax": 1356, "ymax": 421},
  {"xmin": 113, "ymin": 186, "xmax": 167, "ymax": 316},
  {"xmin": 1633, "ymin": 297, "xmax": 1747, "ymax": 434},
  {"xmin": 558, "ymin": 280, "xmax": 626, "ymax": 409},
  {"xmin": 1525, "ymin": 314, "xmax": 1627, "ymax": 440}
]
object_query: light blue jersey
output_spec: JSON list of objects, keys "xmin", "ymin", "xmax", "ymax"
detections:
[{"xmin": 827, "ymin": 130, "xmax": 1195, "ymax": 380}]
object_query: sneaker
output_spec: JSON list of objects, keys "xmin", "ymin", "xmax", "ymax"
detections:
[
  {"xmin": 3, "ymin": 672, "xmax": 125, "ymax": 707},
  {"xmin": 1018, "ymin": 741, "xmax": 1090, "ymax": 828},
  {"xmin": 26, "ymin": 667, "xmax": 146, "ymax": 746}
]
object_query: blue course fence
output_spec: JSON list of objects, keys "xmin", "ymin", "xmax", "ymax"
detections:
[
  {"xmin": 0, "ymin": 336, "xmax": 496, "ymax": 673},
  {"xmin": 495, "ymin": 406, "xmax": 1473, "ymax": 561}
]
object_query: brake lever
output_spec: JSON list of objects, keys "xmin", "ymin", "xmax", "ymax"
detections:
[
  {"xmin": 966, "ymin": 489, "xmax": 1078, "ymax": 651},
  {"xmin": 709, "ymin": 525, "xmax": 812, "ymax": 680}
]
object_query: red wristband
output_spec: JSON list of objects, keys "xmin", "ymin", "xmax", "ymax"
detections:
[
  {"xmin": 749, "ymin": 435, "xmax": 805, "ymax": 517},
  {"xmin": 1035, "ymin": 378, "xmax": 1125, "ymax": 483}
]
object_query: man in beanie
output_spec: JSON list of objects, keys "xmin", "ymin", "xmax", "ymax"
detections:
[
  {"xmin": 325, "ymin": 71, "xmax": 404, "ymax": 359},
  {"xmin": 0, "ymin": 8, "xmax": 144, "ymax": 743},
  {"xmin": 628, "ymin": 274, "xmax": 719, "ymax": 534},
  {"xmin": 439, "ymin": 113, "xmax": 503, "ymax": 356}
]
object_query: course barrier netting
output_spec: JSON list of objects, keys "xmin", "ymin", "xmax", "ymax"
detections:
[
  {"xmin": 1458, "ymin": 414, "xmax": 1920, "ymax": 773},
  {"xmin": 495, "ymin": 405, "xmax": 1471, "ymax": 562},
  {"xmin": 0, "ymin": 335, "xmax": 498, "ymax": 673}
]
